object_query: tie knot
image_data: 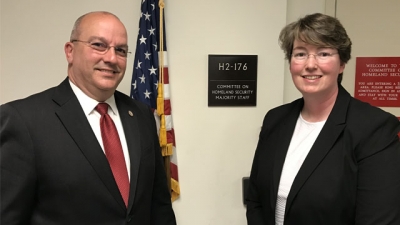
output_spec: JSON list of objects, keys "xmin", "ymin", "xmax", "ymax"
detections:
[{"xmin": 95, "ymin": 103, "xmax": 109, "ymax": 115}]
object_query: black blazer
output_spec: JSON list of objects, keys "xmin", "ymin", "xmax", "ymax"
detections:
[
  {"xmin": 246, "ymin": 85, "xmax": 400, "ymax": 225},
  {"xmin": 0, "ymin": 78, "xmax": 176, "ymax": 225}
]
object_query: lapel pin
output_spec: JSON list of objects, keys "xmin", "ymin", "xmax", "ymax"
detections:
[{"xmin": 128, "ymin": 111, "xmax": 134, "ymax": 117}]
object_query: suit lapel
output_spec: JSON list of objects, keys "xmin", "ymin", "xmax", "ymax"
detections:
[
  {"xmin": 52, "ymin": 78, "xmax": 126, "ymax": 211},
  {"xmin": 114, "ymin": 92, "xmax": 142, "ymax": 212},
  {"xmin": 285, "ymin": 86, "xmax": 350, "ymax": 214},
  {"xmin": 271, "ymin": 100, "xmax": 303, "ymax": 209}
]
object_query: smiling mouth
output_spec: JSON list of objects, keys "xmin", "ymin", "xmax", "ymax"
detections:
[
  {"xmin": 302, "ymin": 75, "xmax": 322, "ymax": 80},
  {"xmin": 97, "ymin": 69, "xmax": 118, "ymax": 74}
]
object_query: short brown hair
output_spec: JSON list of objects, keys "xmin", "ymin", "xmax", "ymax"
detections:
[{"xmin": 279, "ymin": 13, "xmax": 352, "ymax": 83}]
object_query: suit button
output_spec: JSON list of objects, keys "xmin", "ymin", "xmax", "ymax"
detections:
[{"xmin": 127, "ymin": 216, "xmax": 132, "ymax": 222}]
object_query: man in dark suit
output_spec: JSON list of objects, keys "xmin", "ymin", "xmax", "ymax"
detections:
[{"xmin": 1, "ymin": 11, "xmax": 176, "ymax": 224}]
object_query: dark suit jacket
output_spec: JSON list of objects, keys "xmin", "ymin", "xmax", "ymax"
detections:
[
  {"xmin": 246, "ymin": 85, "xmax": 400, "ymax": 225},
  {"xmin": 1, "ymin": 78, "xmax": 176, "ymax": 225}
]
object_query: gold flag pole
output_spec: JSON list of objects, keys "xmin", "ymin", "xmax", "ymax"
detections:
[{"xmin": 157, "ymin": 0, "xmax": 172, "ymax": 195}]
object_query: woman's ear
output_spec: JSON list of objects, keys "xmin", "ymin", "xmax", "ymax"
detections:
[{"xmin": 339, "ymin": 61, "xmax": 346, "ymax": 74}]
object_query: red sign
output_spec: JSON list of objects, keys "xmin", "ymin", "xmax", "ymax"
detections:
[{"xmin": 354, "ymin": 57, "xmax": 400, "ymax": 107}]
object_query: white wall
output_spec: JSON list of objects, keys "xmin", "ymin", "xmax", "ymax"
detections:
[
  {"xmin": 0, "ymin": 0, "xmax": 138, "ymax": 102},
  {"xmin": 165, "ymin": 1, "xmax": 287, "ymax": 224}
]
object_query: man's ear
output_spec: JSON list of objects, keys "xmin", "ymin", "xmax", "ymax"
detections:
[{"xmin": 64, "ymin": 42, "xmax": 74, "ymax": 63}]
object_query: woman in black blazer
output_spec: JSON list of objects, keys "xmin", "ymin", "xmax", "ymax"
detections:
[{"xmin": 246, "ymin": 13, "xmax": 400, "ymax": 225}]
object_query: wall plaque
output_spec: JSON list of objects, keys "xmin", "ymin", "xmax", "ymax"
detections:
[
  {"xmin": 354, "ymin": 57, "xmax": 400, "ymax": 107},
  {"xmin": 208, "ymin": 55, "xmax": 257, "ymax": 106}
]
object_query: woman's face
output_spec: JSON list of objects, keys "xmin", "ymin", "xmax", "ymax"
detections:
[{"xmin": 290, "ymin": 39, "xmax": 345, "ymax": 99}]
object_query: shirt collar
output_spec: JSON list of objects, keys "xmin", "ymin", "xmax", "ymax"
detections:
[{"xmin": 69, "ymin": 80, "xmax": 118, "ymax": 116}]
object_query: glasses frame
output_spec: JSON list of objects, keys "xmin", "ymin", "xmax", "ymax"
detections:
[
  {"xmin": 291, "ymin": 52, "xmax": 339, "ymax": 64},
  {"xmin": 71, "ymin": 40, "xmax": 131, "ymax": 58}
]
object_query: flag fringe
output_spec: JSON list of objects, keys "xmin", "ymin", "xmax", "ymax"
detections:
[
  {"xmin": 171, "ymin": 178, "xmax": 180, "ymax": 202},
  {"xmin": 161, "ymin": 143, "xmax": 173, "ymax": 156},
  {"xmin": 159, "ymin": 115, "xmax": 167, "ymax": 146},
  {"xmin": 156, "ymin": 85, "xmax": 164, "ymax": 116}
]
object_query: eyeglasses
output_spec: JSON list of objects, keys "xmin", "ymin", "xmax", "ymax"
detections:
[
  {"xmin": 291, "ymin": 51, "xmax": 339, "ymax": 64},
  {"xmin": 71, "ymin": 40, "xmax": 131, "ymax": 58}
]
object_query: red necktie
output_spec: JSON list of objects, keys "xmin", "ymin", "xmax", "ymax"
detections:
[{"xmin": 96, "ymin": 103, "xmax": 129, "ymax": 207}]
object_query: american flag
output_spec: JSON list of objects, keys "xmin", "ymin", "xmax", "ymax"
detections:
[{"xmin": 130, "ymin": 0, "xmax": 180, "ymax": 201}]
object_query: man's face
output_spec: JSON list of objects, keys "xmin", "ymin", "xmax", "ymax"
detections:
[{"xmin": 65, "ymin": 13, "xmax": 128, "ymax": 101}]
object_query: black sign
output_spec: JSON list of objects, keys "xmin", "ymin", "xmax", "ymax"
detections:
[{"xmin": 208, "ymin": 55, "xmax": 258, "ymax": 106}]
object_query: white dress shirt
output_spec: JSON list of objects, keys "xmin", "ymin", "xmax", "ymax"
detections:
[
  {"xmin": 69, "ymin": 80, "xmax": 131, "ymax": 180},
  {"xmin": 275, "ymin": 114, "xmax": 325, "ymax": 224}
]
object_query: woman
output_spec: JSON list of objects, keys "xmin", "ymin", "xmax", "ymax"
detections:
[{"xmin": 246, "ymin": 13, "xmax": 400, "ymax": 225}]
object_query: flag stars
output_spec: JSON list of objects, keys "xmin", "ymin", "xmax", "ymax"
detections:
[
  {"xmin": 144, "ymin": 89, "xmax": 152, "ymax": 99},
  {"xmin": 144, "ymin": 51, "xmax": 151, "ymax": 60},
  {"xmin": 149, "ymin": 66, "xmax": 157, "ymax": 75},
  {"xmin": 132, "ymin": 80, "xmax": 137, "ymax": 90},
  {"xmin": 139, "ymin": 35, "xmax": 147, "ymax": 44},
  {"xmin": 148, "ymin": 26, "xmax": 156, "ymax": 36},
  {"xmin": 139, "ymin": 75, "xmax": 146, "ymax": 83},
  {"xmin": 144, "ymin": 12, "xmax": 151, "ymax": 21},
  {"xmin": 136, "ymin": 60, "xmax": 142, "ymax": 69},
  {"xmin": 133, "ymin": 1, "xmax": 179, "ymax": 199}
]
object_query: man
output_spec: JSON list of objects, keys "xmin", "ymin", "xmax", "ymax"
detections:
[{"xmin": 1, "ymin": 11, "xmax": 176, "ymax": 224}]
